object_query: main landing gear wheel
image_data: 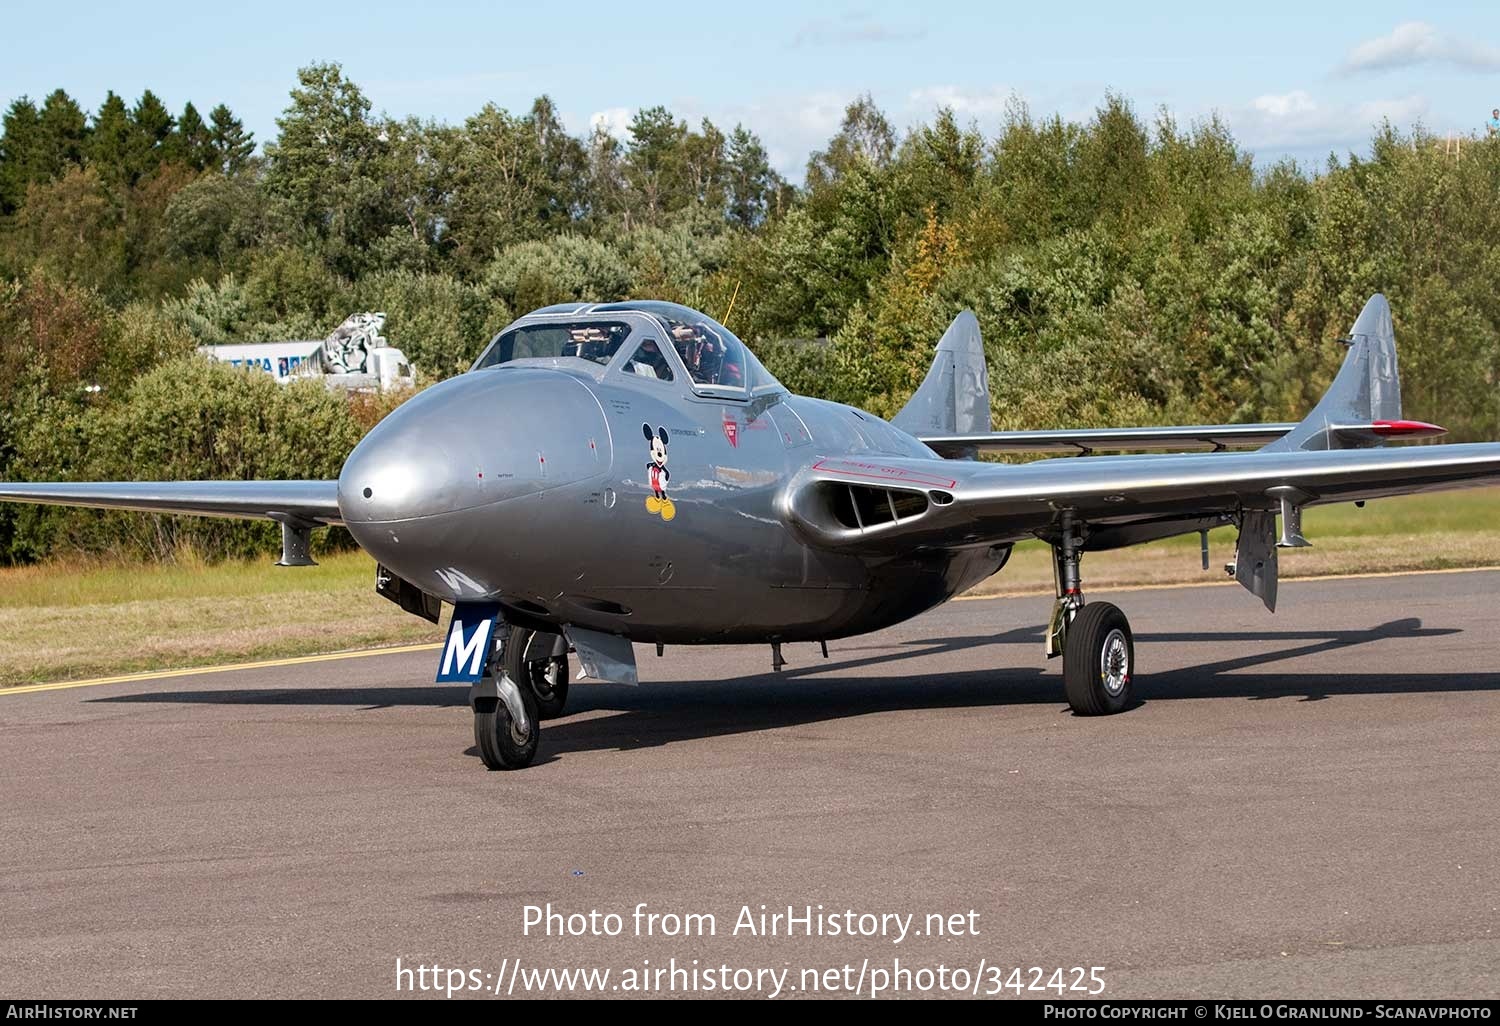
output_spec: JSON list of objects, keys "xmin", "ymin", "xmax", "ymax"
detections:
[
  {"xmin": 474, "ymin": 680, "xmax": 540, "ymax": 771},
  {"xmin": 506, "ymin": 627, "xmax": 570, "ymax": 720},
  {"xmin": 1063, "ymin": 601, "xmax": 1134, "ymax": 716}
]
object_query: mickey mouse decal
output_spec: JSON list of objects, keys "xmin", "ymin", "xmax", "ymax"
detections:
[{"xmin": 643, "ymin": 423, "xmax": 676, "ymax": 521}]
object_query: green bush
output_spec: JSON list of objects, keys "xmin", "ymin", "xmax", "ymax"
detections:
[
  {"xmin": 353, "ymin": 269, "xmax": 508, "ymax": 377},
  {"xmin": 482, "ymin": 234, "xmax": 631, "ymax": 312},
  {"xmin": 48, "ymin": 357, "xmax": 363, "ymax": 561}
]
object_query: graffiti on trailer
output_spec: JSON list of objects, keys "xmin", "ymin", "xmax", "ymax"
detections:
[{"xmin": 320, "ymin": 313, "xmax": 387, "ymax": 374}]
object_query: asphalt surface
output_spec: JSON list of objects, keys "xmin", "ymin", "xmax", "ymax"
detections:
[{"xmin": 2, "ymin": 570, "xmax": 1497, "ymax": 1000}]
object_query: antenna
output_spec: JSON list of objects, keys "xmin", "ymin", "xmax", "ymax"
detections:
[{"xmin": 719, "ymin": 280, "xmax": 742, "ymax": 329}]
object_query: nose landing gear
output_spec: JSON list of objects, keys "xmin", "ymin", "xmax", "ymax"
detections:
[
  {"xmin": 473, "ymin": 668, "xmax": 539, "ymax": 770},
  {"xmin": 506, "ymin": 627, "xmax": 571, "ymax": 720},
  {"xmin": 472, "ymin": 625, "xmax": 570, "ymax": 770},
  {"xmin": 1047, "ymin": 511, "xmax": 1136, "ymax": 716}
]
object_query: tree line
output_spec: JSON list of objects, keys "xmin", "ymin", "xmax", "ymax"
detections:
[{"xmin": 1, "ymin": 62, "xmax": 1498, "ymax": 564}]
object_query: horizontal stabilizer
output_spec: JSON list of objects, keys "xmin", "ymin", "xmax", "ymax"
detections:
[{"xmin": 919, "ymin": 423, "xmax": 1298, "ymax": 457}]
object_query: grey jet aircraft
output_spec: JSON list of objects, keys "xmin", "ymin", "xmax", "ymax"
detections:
[{"xmin": 1, "ymin": 295, "xmax": 1492, "ymax": 770}]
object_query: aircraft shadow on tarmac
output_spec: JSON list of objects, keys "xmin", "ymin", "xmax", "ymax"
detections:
[{"xmin": 89, "ymin": 616, "xmax": 1494, "ymax": 762}]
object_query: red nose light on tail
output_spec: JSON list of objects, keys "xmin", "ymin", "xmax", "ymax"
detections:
[{"xmin": 1370, "ymin": 420, "xmax": 1447, "ymax": 438}]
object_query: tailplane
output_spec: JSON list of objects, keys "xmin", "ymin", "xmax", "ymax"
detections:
[{"xmin": 892, "ymin": 311, "xmax": 990, "ymax": 441}]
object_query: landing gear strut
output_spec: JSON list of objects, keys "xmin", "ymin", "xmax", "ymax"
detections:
[
  {"xmin": 505, "ymin": 627, "xmax": 570, "ymax": 720},
  {"xmin": 1047, "ymin": 511, "xmax": 1135, "ymax": 715}
]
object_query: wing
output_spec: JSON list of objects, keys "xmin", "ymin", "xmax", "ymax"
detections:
[
  {"xmin": 785, "ymin": 445, "xmax": 1500, "ymax": 555},
  {"xmin": 785, "ymin": 294, "xmax": 1497, "ymax": 613},
  {"xmin": 0, "ymin": 480, "xmax": 341, "ymax": 566},
  {"xmin": 0, "ymin": 480, "xmax": 341, "ymax": 524}
]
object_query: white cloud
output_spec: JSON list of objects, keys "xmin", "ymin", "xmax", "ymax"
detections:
[
  {"xmin": 792, "ymin": 13, "xmax": 925, "ymax": 47},
  {"xmin": 675, "ymin": 91, "xmax": 852, "ymax": 176},
  {"xmin": 1341, "ymin": 21, "xmax": 1500, "ymax": 73},
  {"xmin": 1250, "ymin": 89, "xmax": 1317, "ymax": 120},
  {"xmin": 1225, "ymin": 89, "xmax": 1432, "ymax": 152},
  {"xmin": 588, "ymin": 107, "xmax": 633, "ymax": 142},
  {"xmin": 907, "ymin": 85, "xmax": 1016, "ymax": 118}
]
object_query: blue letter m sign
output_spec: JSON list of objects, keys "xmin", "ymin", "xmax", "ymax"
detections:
[{"xmin": 436, "ymin": 602, "xmax": 501, "ymax": 683}]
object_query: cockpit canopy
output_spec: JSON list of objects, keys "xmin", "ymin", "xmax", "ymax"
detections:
[{"xmin": 472, "ymin": 301, "xmax": 784, "ymax": 398}]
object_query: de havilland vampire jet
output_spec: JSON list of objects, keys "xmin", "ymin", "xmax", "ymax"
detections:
[{"xmin": 2, "ymin": 295, "xmax": 1494, "ymax": 769}]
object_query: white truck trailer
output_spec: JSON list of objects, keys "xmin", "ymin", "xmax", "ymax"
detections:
[{"xmin": 200, "ymin": 313, "xmax": 414, "ymax": 392}]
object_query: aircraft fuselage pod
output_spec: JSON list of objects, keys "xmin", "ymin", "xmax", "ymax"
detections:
[{"xmin": 337, "ymin": 303, "xmax": 1004, "ymax": 646}]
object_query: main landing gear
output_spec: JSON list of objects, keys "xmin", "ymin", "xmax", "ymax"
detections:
[
  {"xmin": 471, "ymin": 626, "xmax": 571, "ymax": 770},
  {"xmin": 1046, "ymin": 512, "xmax": 1135, "ymax": 716}
]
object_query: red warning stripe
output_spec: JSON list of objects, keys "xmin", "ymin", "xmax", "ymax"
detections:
[
  {"xmin": 811, "ymin": 459, "xmax": 958, "ymax": 490},
  {"xmin": 1370, "ymin": 420, "xmax": 1447, "ymax": 437}
]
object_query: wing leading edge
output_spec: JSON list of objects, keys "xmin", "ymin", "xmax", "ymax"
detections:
[
  {"xmin": 0, "ymin": 480, "xmax": 342, "ymax": 524},
  {"xmin": 0, "ymin": 480, "xmax": 342, "ymax": 566}
]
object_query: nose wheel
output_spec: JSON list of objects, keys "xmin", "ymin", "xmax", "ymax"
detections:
[{"xmin": 473, "ymin": 673, "xmax": 540, "ymax": 770}]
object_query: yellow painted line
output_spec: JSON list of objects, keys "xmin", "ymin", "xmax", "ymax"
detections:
[
  {"xmin": 953, "ymin": 564, "xmax": 1500, "ymax": 601},
  {"xmin": 2, "ymin": 643, "xmax": 443, "ymax": 697},
  {"xmin": 7, "ymin": 566, "xmax": 1500, "ymax": 696}
]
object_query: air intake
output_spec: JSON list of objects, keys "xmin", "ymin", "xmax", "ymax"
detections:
[{"xmin": 828, "ymin": 483, "xmax": 930, "ymax": 530}]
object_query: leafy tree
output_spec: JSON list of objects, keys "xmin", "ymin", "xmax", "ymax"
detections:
[
  {"xmin": 806, "ymin": 93, "xmax": 895, "ymax": 192},
  {"xmin": 582, "ymin": 123, "xmax": 626, "ymax": 226},
  {"xmin": 379, "ymin": 115, "xmax": 448, "ymax": 270},
  {"xmin": 126, "ymin": 90, "xmax": 175, "ymax": 181},
  {"xmin": 207, "ymin": 103, "xmax": 255, "ymax": 173},
  {"xmin": 623, "ymin": 106, "xmax": 688, "ymax": 226},
  {"xmin": 527, "ymin": 96, "xmax": 588, "ymax": 226},
  {"xmin": 171, "ymin": 101, "xmax": 212, "ymax": 171},
  {"xmin": 442, "ymin": 97, "xmax": 586, "ymax": 273},
  {"xmin": 66, "ymin": 358, "xmax": 364, "ymax": 560},
  {"xmin": 679, "ymin": 118, "xmax": 727, "ymax": 211},
  {"xmin": 0, "ymin": 97, "xmax": 43, "ymax": 213},
  {"xmin": 726, "ymin": 125, "xmax": 782, "ymax": 228},
  {"xmin": 7, "ymin": 166, "xmax": 126, "ymax": 295},
  {"xmin": 37, "ymin": 89, "xmax": 89, "ymax": 174},
  {"xmin": 87, "ymin": 92, "xmax": 133, "ymax": 183},
  {"xmin": 263, "ymin": 62, "xmax": 392, "ymax": 274},
  {"xmin": 163, "ymin": 173, "xmax": 287, "ymax": 274}
]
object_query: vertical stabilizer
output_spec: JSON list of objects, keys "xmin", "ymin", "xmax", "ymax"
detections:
[
  {"xmin": 892, "ymin": 311, "xmax": 990, "ymax": 442},
  {"xmin": 1263, "ymin": 294, "xmax": 1401, "ymax": 453}
]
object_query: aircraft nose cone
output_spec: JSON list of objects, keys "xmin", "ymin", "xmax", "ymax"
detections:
[{"xmin": 337, "ymin": 369, "xmax": 611, "ymax": 527}]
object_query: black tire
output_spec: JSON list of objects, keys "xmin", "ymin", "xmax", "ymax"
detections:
[
  {"xmin": 505, "ymin": 628, "xmax": 570, "ymax": 720},
  {"xmin": 1063, "ymin": 601, "xmax": 1135, "ymax": 716},
  {"xmin": 473, "ymin": 685, "xmax": 540, "ymax": 770}
]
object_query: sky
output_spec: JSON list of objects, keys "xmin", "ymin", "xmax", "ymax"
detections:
[{"xmin": 4, "ymin": 1, "xmax": 1499, "ymax": 179}]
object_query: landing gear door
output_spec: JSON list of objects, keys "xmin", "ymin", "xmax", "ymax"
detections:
[
  {"xmin": 769, "ymin": 403, "xmax": 812, "ymax": 449},
  {"xmin": 1233, "ymin": 511, "xmax": 1279, "ymax": 612}
]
